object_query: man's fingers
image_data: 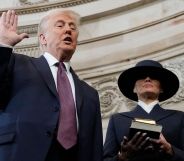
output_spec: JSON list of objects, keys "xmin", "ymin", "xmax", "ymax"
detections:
[
  {"xmin": 0, "ymin": 10, "xmax": 29, "ymax": 45},
  {"xmin": 12, "ymin": 14, "xmax": 18, "ymax": 29},
  {"xmin": 1, "ymin": 10, "xmax": 16, "ymax": 27},
  {"xmin": 1, "ymin": 12, "xmax": 6, "ymax": 24},
  {"xmin": 10, "ymin": 10, "xmax": 16, "ymax": 26},
  {"xmin": 5, "ymin": 10, "xmax": 12, "ymax": 25}
]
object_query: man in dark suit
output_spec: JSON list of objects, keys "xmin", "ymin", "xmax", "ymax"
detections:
[
  {"xmin": 0, "ymin": 51, "xmax": 12, "ymax": 108},
  {"xmin": 0, "ymin": 9, "xmax": 103, "ymax": 161},
  {"xmin": 103, "ymin": 60, "xmax": 184, "ymax": 161}
]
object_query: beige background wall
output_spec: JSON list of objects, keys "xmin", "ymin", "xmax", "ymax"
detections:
[{"xmin": 1, "ymin": 0, "xmax": 184, "ymax": 140}]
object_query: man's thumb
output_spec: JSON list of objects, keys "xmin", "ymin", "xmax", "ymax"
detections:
[{"xmin": 19, "ymin": 33, "xmax": 29, "ymax": 40}]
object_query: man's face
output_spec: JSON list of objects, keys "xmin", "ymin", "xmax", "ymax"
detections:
[
  {"xmin": 40, "ymin": 13, "xmax": 79, "ymax": 61},
  {"xmin": 133, "ymin": 77, "xmax": 162, "ymax": 100}
]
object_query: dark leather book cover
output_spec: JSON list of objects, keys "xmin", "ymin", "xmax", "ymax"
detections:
[{"xmin": 129, "ymin": 119, "xmax": 162, "ymax": 139}]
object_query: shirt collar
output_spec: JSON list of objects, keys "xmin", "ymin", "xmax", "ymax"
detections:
[
  {"xmin": 43, "ymin": 52, "xmax": 71, "ymax": 72},
  {"xmin": 138, "ymin": 100, "xmax": 159, "ymax": 113}
]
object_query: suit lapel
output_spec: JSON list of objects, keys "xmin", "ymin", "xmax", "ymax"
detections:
[
  {"xmin": 32, "ymin": 56, "xmax": 58, "ymax": 98},
  {"xmin": 32, "ymin": 58, "xmax": 83, "ymax": 113},
  {"xmin": 70, "ymin": 68, "xmax": 83, "ymax": 116}
]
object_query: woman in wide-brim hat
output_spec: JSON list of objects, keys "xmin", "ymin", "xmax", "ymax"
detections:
[
  {"xmin": 104, "ymin": 60, "xmax": 184, "ymax": 161},
  {"xmin": 118, "ymin": 59, "xmax": 179, "ymax": 102}
]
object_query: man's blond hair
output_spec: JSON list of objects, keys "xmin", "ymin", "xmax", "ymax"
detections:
[{"xmin": 38, "ymin": 8, "xmax": 80, "ymax": 35}]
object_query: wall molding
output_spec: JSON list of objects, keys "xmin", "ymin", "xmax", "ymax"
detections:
[
  {"xmin": 0, "ymin": 0, "xmax": 97, "ymax": 15},
  {"xmin": 17, "ymin": 10, "xmax": 184, "ymax": 45}
]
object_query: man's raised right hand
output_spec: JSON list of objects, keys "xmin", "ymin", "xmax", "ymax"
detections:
[{"xmin": 0, "ymin": 10, "xmax": 29, "ymax": 47}]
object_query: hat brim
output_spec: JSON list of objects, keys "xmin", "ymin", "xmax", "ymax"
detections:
[{"xmin": 118, "ymin": 66, "xmax": 179, "ymax": 102}]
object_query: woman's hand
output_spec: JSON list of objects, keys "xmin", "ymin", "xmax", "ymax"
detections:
[
  {"xmin": 149, "ymin": 133, "xmax": 173, "ymax": 155},
  {"xmin": 118, "ymin": 132, "xmax": 150, "ymax": 161}
]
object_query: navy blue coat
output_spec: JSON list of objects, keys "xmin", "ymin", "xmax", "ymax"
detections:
[
  {"xmin": 0, "ymin": 47, "xmax": 103, "ymax": 161},
  {"xmin": 0, "ymin": 48, "xmax": 12, "ymax": 107},
  {"xmin": 103, "ymin": 105, "xmax": 184, "ymax": 161}
]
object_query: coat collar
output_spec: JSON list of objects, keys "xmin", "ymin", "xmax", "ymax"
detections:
[
  {"xmin": 121, "ymin": 104, "xmax": 176, "ymax": 122},
  {"xmin": 32, "ymin": 56, "xmax": 83, "ymax": 114},
  {"xmin": 32, "ymin": 56, "xmax": 58, "ymax": 98}
]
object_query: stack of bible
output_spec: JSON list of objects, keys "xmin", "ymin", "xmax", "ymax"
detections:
[{"xmin": 129, "ymin": 118, "xmax": 162, "ymax": 139}]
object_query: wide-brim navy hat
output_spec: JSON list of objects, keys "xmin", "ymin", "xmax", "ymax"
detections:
[{"xmin": 118, "ymin": 60, "xmax": 179, "ymax": 102}]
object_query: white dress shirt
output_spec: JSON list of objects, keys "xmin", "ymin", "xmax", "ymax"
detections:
[
  {"xmin": 138, "ymin": 100, "xmax": 159, "ymax": 113},
  {"xmin": 43, "ymin": 52, "xmax": 76, "ymax": 104},
  {"xmin": 43, "ymin": 52, "xmax": 79, "ymax": 129}
]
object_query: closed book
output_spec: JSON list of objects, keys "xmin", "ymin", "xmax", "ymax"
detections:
[{"xmin": 129, "ymin": 118, "xmax": 162, "ymax": 139}]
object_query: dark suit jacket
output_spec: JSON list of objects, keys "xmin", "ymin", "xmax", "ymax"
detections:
[
  {"xmin": 0, "ymin": 47, "xmax": 13, "ymax": 108},
  {"xmin": 0, "ymin": 47, "xmax": 103, "ymax": 161},
  {"xmin": 103, "ymin": 105, "xmax": 184, "ymax": 161}
]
